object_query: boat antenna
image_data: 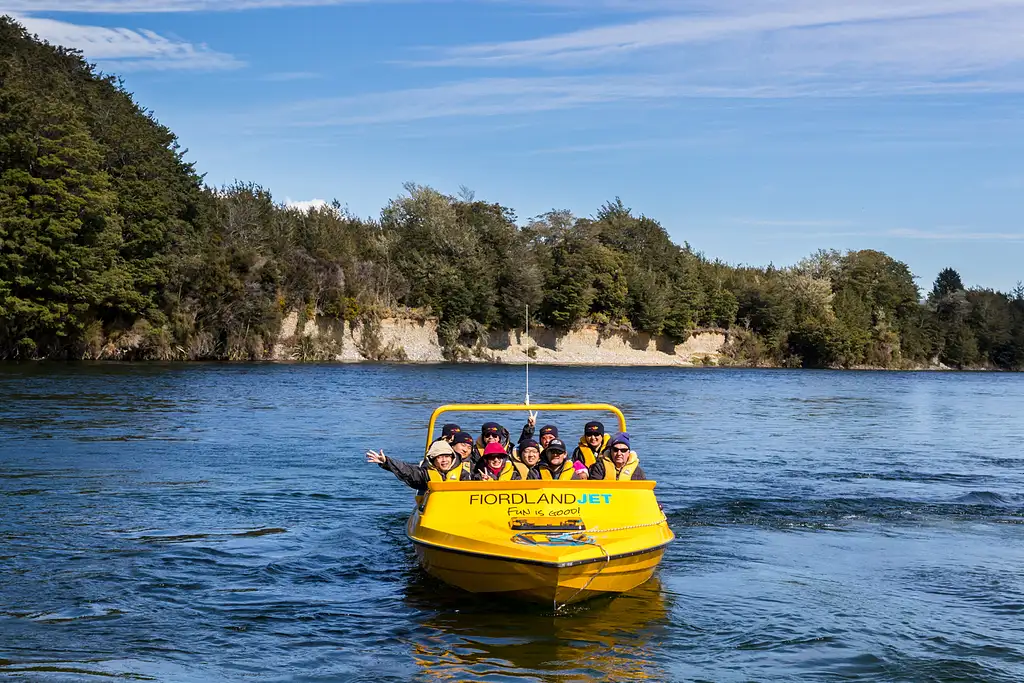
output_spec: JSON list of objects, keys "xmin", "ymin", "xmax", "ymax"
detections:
[{"xmin": 524, "ymin": 305, "xmax": 530, "ymax": 405}]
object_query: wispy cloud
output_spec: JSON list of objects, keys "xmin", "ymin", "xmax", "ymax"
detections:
[
  {"xmin": 13, "ymin": 15, "xmax": 242, "ymax": 70},
  {"xmin": 525, "ymin": 133, "xmax": 733, "ymax": 155},
  {"xmin": 888, "ymin": 228, "xmax": 1024, "ymax": 241},
  {"xmin": 422, "ymin": 0, "xmax": 1024, "ymax": 96},
  {"xmin": 0, "ymin": 0, "xmax": 680, "ymax": 11},
  {"xmin": 434, "ymin": 0, "xmax": 1024, "ymax": 64},
  {"xmin": 262, "ymin": 71, "xmax": 1024, "ymax": 131},
  {"xmin": 770, "ymin": 227, "xmax": 1024, "ymax": 242},
  {"xmin": 269, "ymin": 75, "xmax": 696, "ymax": 127},
  {"xmin": 734, "ymin": 218, "xmax": 857, "ymax": 228},
  {"xmin": 0, "ymin": 0, "xmax": 374, "ymax": 11},
  {"xmin": 263, "ymin": 71, "xmax": 322, "ymax": 81}
]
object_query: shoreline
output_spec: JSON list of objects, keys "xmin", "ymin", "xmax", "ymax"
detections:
[{"xmin": 22, "ymin": 313, "xmax": 1007, "ymax": 372}]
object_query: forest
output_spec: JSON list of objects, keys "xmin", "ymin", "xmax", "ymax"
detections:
[{"xmin": 2, "ymin": 16, "xmax": 1023, "ymax": 369}]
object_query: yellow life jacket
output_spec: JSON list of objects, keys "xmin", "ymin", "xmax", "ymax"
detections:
[
  {"xmin": 539, "ymin": 463, "xmax": 575, "ymax": 480},
  {"xmin": 511, "ymin": 461, "xmax": 530, "ymax": 479},
  {"xmin": 482, "ymin": 459, "xmax": 519, "ymax": 481},
  {"xmin": 416, "ymin": 461, "xmax": 470, "ymax": 507},
  {"xmin": 426, "ymin": 461, "xmax": 471, "ymax": 482},
  {"xmin": 575, "ymin": 434, "xmax": 610, "ymax": 468},
  {"xmin": 600, "ymin": 452, "xmax": 640, "ymax": 481}
]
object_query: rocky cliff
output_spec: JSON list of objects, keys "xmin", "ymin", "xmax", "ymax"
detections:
[{"xmin": 272, "ymin": 312, "xmax": 727, "ymax": 365}]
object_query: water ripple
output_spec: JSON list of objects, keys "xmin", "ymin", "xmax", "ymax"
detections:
[{"xmin": 2, "ymin": 364, "xmax": 1024, "ymax": 682}]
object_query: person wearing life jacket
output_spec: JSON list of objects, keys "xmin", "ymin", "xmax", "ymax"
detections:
[
  {"xmin": 440, "ymin": 423, "xmax": 462, "ymax": 442},
  {"xmin": 421, "ymin": 422, "xmax": 466, "ymax": 465},
  {"xmin": 572, "ymin": 420, "xmax": 610, "ymax": 468},
  {"xmin": 514, "ymin": 419, "xmax": 559, "ymax": 461},
  {"xmin": 450, "ymin": 431, "xmax": 479, "ymax": 468},
  {"xmin": 476, "ymin": 422, "xmax": 513, "ymax": 458},
  {"xmin": 518, "ymin": 411, "xmax": 560, "ymax": 450},
  {"xmin": 588, "ymin": 432, "xmax": 646, "ymax": 481},
  {"xmin": 366, "ymin": 440, "xmax": 472, "ymax": 494},
  {"xmin": 516, "ymin": 439, "xmax": 544, "ymax": 479},
  {"xmin": 473, "ymin": 442, "xmax": 523, "ymax": 481},
  {"xmin": 538, "ymin": 439, "xmax": 589, "ymax": 481}
]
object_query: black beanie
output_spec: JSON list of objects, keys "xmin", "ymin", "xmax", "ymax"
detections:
[
  {"xmin": 584, "ymin": 421, "xmax": 605, "ymax": 436},
  {"xmin": 451, "ymin": 432, "xmax": 474, "ymax": 446}
]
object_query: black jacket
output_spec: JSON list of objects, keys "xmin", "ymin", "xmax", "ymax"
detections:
[{"xmin": 381, "ymin": 456, "xmax": 472, "ymax": 493}]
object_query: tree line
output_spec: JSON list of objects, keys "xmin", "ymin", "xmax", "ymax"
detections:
[{"xmin": 2, "ymin": 16, "xmax": 1022, "ymax": 369}]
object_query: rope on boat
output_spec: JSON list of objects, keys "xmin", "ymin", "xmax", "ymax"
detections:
[
  {"xmin": 554, "ymin": 539, "xmax": 611, "ymax": 612},
  {"xmin": 585, "ymin": 520, "xmax": 671, "ymax": 536}
]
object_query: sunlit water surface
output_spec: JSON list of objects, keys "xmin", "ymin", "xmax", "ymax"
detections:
[{"xmin": 2, "ymin": 364, "xmax": 1023, "ymax": 682}]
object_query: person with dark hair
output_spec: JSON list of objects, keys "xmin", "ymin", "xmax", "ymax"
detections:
[
  {"xmin": 450, "ymin": 431, "xmax": 479, "ymax": 468},
  {"xmin": 518, "ymin": 411, "xmax": 559, "ymax": 449},
  {"xmin": 440, "ymin": 423, "xmax": 462, "ymax": 441},
  {"xmin": 366, "ymin": 440, "xmax": 472, "ymax": 495},
  {"xmin": 537, "ymin": 424, "xmax": 559, "ymax": 448},
  {"xmin": 572, "ymin": 421, "xmax": 609, "ymax": 468},
  {"xmin": 516, "ymin": 439, "xmax": 544, "ymax": 479},
  {"xmin": 588, "ymin": 432, "xmax": 646, "ymax": 481},
  {"xmin": 538, "ymin": 439, "xmax": 588, "ymax": 480},
  {"xmin": 476, "ymin": 421, "xmax": 512, "ymax": 457}
]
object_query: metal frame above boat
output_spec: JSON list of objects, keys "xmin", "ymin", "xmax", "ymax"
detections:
[{"xmin": 425, "ymin": 403, "xmax": 627, "ymax": 452}]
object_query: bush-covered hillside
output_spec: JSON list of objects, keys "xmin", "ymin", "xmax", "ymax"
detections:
[{"xmin": 2, "ymin": 16, "xmax": 1022, "ymax": 368}]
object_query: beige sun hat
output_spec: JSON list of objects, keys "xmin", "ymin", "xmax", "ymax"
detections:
[{"xmin": 426, "ymin": 440, "xmax": 456, "ymax": 460}]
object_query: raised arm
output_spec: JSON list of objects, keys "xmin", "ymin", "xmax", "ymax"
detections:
[
  {"xmin": 518, "ymin": 410, "xmax": 537, "ymax": 443},
  {"xmin": 366, "ymin": 450, "xmax": 429, "ymax": 490}
]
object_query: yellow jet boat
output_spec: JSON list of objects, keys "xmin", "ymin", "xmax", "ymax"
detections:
[{"xmin": 407, "ymin": 403, "xmax": 674, "ymax": 608}]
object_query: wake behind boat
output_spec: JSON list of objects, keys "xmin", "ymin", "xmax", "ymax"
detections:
[{"xmin": 404, "ymin": 403, "xmax": 674, "ymax": 609}]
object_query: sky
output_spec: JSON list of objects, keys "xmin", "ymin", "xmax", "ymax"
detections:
[{"xmin": 4, "ymin": 0, "xmax": 1024, "ymax": 292}]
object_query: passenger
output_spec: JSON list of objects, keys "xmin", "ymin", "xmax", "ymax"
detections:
[
  {"xmin": 473, "ymin": 442, "xmax": 523, "ymax": 481},
  {"xmin": 450, "ymin": 431, "xmax": 479, "ymax": 468},
  {"xmin": 366, "ymin": 440, "xmax": 472, "ymax": 494},
  {"xmin": 537, "ymin": 424, "xmax": 559, "ymax": 449},
  {"xmin": 538, "ymin": 439, "xmax": 588, "ymax": 480},
  {"xmin": 518, "ymin": 412, "xmax": 559, "ymax": 449},
  {"xmin": 423, "ymin": 422, "xmax": 464, "ymax": 463},
  {"xmin": 514, "ymin": 420, "xmax": 558, "ymax": 462},
  {"xmin": 516, "ymin": 439, "xmax": 543, "ymax": 479},
  {"xmin": 440, "ymin": 423, "xmax": 462, "ymax": 442},
  {"xmin": 572, "ymin": 420, "xmax": 609, "ymax": 468},
  {"xmin": 476, "ymin": 422, "xmax": 513, "ymax": 457},
  {"xmin": 588, "ymin": 432, "xmax": 646, "ymax": 481}
]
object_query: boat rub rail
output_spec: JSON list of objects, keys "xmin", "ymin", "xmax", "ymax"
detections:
[{"xmin": 409, "ymin": 538, "xmax": 671, "ymax": 569}]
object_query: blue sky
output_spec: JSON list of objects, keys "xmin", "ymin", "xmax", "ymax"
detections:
[{"xmin": 5, "ymin": 0, "xmax": 1024, "ymax": 292}]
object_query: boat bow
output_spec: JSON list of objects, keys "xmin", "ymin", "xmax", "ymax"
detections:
[{"xmin": 407, "ymin": 480, "xmax": 673, "ymax": 607}]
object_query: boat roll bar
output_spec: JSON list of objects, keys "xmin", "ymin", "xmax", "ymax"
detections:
[{"xmin": 425, "ymin": 403, "xmax": 627, "ymax": 452}]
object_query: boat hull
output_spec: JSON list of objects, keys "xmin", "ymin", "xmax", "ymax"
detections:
[
  {"xmin": 406, "ymin": 480, "xmax": 673, "ymax": 607},
  {"xmin": 412, "ymin": 539, "xmax": 667, "ymax": 606}
]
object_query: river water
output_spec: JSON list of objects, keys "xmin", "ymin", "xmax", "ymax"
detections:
[{"xmin": 1, "ymin": 364, "xmax": 1023, "ymax": 682}]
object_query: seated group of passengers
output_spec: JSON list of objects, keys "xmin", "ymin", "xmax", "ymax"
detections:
[{"xmin": 365, "ymin": 416, "xmax": 645, "ymax": 494}]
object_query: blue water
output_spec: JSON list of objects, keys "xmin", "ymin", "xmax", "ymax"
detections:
[{"xmin": 1, "ymin": 364, "xmax": 1023, "ymax": 682}]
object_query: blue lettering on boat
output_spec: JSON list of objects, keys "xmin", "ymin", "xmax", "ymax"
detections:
[{"xmin": 575, "ymin": 493, "xmax": 613, "ymax": 504}]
